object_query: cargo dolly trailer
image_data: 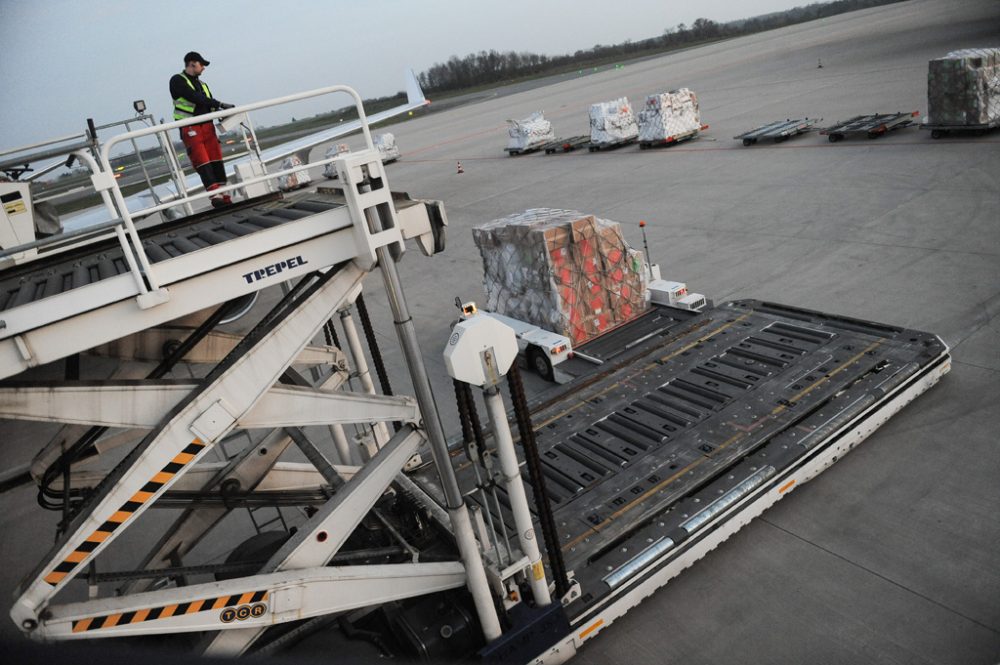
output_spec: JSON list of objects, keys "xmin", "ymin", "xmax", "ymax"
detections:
[
  {"xmin": 587, "ymin": 137, "xmax": 636, "ymax": 152},
  {"xmin": 639, "ymin": 124, "xmax": 709, "ymax": 149},
  {"xmin": 541, "ymin": 136, "xmax": 591, "ymax": 154},
  {"xmin": 734, "ymin": 118, "xmax": 820, "ymax": 146},
  {"xmin": 920, "ymin": 117, "xmax": 1000, "ymax": 139},
  {"xmin": 821, "ymin": 111, "xmax": 919, "ymax": 142}
]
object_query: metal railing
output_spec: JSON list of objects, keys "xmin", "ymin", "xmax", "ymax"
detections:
[{"xmin": 75, "ymin": 84, "xmax": 377, "ymax": 297}]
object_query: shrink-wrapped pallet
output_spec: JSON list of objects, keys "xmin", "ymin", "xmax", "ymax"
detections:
[
  {"xmin": 322, "ymin": 143, "xmax": 351, "ymax": 179},
  {"xmin": 927, "ymin": 48, "xmax": 1000, "ymax": 125},
  {"xmin": 278, "ymin": 155, "xmax": 312, "ymax": 191},
  {"xmin": 637, "ymin": 88, "xmax": 701, "ymax": 142},
  {"xmin": 375, "ymin": 133, "xmax": 401, "ymax": 162},
  {"xmin": 473, "ymin": 209, "xmax": 648, "ymax": 345},
  {"xmin": 507, "ymin": 111, "xmax": 555, "ymax": 151},
  {"xmin": 589, "ymin": 98, "xmax": 638, "ymax": 146}
]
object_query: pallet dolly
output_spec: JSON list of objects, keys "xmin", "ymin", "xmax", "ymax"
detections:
[
  {"xmin": 821, "ymin": 111, "xmax": 919, "ymax": 142},
  {"xmin": 735, "ymin": 118, "xmax": 819, "ymax": 146}
]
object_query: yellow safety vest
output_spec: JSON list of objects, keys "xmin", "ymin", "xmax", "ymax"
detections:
[{"xmin": 173, "ymin": 73, "xmax": 212, "ymax": 120}]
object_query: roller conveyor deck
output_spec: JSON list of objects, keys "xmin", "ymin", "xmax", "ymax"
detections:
[
  {"xmin": 0, "ymin": 185, "xmax": 446, "ymax": 380},
  {"xmin": 412, "ymin": 299, "xmax": 949, "ymax": 631},
  {"xmin": 0, "ymin": 194, "xmax": 342, "ymax": 312}
]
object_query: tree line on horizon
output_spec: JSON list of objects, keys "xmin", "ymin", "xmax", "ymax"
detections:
[{"xmin": 416, "ymin": 0, "xmax": 904, "ymax": 93}]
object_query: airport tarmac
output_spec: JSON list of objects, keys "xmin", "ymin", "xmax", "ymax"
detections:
[{"xmin": 1, "ymin": 0, "xmax": 997, "ymax": 662}]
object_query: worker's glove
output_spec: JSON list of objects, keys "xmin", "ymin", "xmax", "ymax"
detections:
[{"xmin": 219, "ymin": 102, "xmax": 236, "ymax": 110}]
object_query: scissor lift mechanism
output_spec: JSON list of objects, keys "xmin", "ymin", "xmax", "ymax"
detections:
[{"xmin": 0, "ymin": 84, "xmax": 951, "ymax": 663}]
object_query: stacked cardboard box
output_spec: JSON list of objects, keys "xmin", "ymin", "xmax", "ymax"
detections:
[
  {"xmin": 928, "ymin": 48, "xmax": 1000, "ymax": 126},
  {"xmin": 507, "ymin": 111, "xmax": 555, "ymax": 151},
  {"xmin": 589, "ymin": 98, "xmax": 639, "ymax": 146},
  {"xmin": 473, "ymin": 209, "xmax": 648, "ymax": 345},
  {"xmin": 637, "ymin": 88, "xmax": 701, "ymax": 142}
]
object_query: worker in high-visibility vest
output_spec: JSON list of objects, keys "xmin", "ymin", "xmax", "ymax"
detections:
[{"xmin": 169, "ymin": 51, "xmax": 235, "ymax": 208}]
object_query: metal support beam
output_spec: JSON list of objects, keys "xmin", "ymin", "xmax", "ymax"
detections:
[
  {"xmin": 0, "ymin": 383, "xmax": 419, "ymax": 429},
  {"xmin": 483, "ymin": 386, "xmax": 551, "ymax": 607},
  {"xmin": 38, "ymin": 563, "xmax": 465, "ymax": 640},
  {"xmin": 89, "ymin": 329, "xmax": 347, "ymax": 368},
  {"xmin": 358, "ymin": 182, "xmax": 502, "ymax": 642},
  {"xmin": 204, "ymin": 425, "xmax": 424, "ymax": 655},
  {"xmin": 340, "ymin": 305, "xmax": 392, "ymax": 447},
  {"xmin": 121, "ymin": 370, "xmax": 350, "ymax": 596},
  {"xmin": 49, "ymin": 461, "xmax": 354, "ymax": 495},
  {"xmin": 12, "ymin": 264, "xmax": 366, "ymax": 631}
]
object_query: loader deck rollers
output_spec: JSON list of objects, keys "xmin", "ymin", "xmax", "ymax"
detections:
[{"xmin": 412, "ymin": 298, "xmax": 949, "ymax": 651}]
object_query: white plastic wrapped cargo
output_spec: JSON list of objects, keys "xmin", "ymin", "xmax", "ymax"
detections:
[
  {"xmin": 322, "ymin": 143, "xmax": 351, "ymax": 179},
  {"xmin": 507, "ymin": 111, "xmax": 555, "ymax": 151},
  {"xmin": 375, "ymin": 133, "xmax": 401, "ymax": 163},
  {"xmin": 637, "ymin": 89, "xmax": 702, "ymax": 142},
  {"xmin": 589, "ymin": 98, "xmax": 638, "ymax": 146},
  {"xmin": 927, "ymin": 48, "xmax": 1000, "ymax": 126},
  {"xmin": 278, "ymin": 155, "xmax": 312, "ymax": 191}
]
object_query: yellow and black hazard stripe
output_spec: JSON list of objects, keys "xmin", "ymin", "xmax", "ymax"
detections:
[
  {"xmin": 72, "ymin": 590, "xmax": 268, "ymax": 633},
  {"xmin": 45, "ymin": 440, "xmax": 207, "ymax": 586}
]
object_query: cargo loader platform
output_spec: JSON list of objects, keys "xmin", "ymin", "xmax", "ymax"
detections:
[{"xmin": 411, "ymin": 298, "xmax": 949, "ymax": 657}]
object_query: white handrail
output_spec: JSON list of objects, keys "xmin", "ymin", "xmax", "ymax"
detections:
[
  {"xmin": 130, "ymin": 149, "xmax": 375, "ymax": 219},
  {"xmin": 94, "ymin": 84, "xmax": 375, "ymax": 297},
  {"xmin": 69, "ymin": 150, "xmax": 147, "ymax": 295},
  {"xmin": 100, "ymin": 84, "xmax": 375, "ymax": 160}
]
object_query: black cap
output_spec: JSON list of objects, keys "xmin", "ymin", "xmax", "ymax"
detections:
[{"xmin": 184, "ymin": 51, "xmax": 210, "ymax": 66}]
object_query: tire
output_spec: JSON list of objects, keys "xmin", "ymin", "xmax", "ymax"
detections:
[
  {"xmin": 930, "ymin": 129, "xmax": 944, "ymax": 139},
  {"xmin": 742, "ymin": 138, "xmax": 753, "ymax": 147},
  {"xmin": 527, "ymin": 346, "xmax": 555, "ymax": 382}
]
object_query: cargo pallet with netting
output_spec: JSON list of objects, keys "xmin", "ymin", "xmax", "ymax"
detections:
[
  {"xmin": 821, "ymin": 111, "xmax": 919, "ymax": 142},
  {"xmin": 734, "ymin": 118, "xmax": 820, "ymax": 146}
]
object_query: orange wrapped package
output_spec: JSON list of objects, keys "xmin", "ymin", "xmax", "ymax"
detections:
[{"xmin": 472, "ymin": 209, "xmax": 648, "ymax": 345}]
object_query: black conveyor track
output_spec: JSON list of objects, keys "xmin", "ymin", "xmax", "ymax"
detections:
[{"xmin": 0, "ymin": 196, "xmax": 343, "ymax": 312}]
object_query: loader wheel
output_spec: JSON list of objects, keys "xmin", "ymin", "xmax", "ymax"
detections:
[{"xmin": 527, "ymin": 346, "xmax": 555, "ymax": 382}]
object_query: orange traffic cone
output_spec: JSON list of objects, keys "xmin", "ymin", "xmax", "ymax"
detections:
[{"xmin": 456, "ymin": 161, "xmax": 464, "ymax": 174}]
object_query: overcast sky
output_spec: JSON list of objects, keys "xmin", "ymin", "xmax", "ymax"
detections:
[{"xmin": 2, "ymin": 0, "xmax": 809, "ymax": 149}]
